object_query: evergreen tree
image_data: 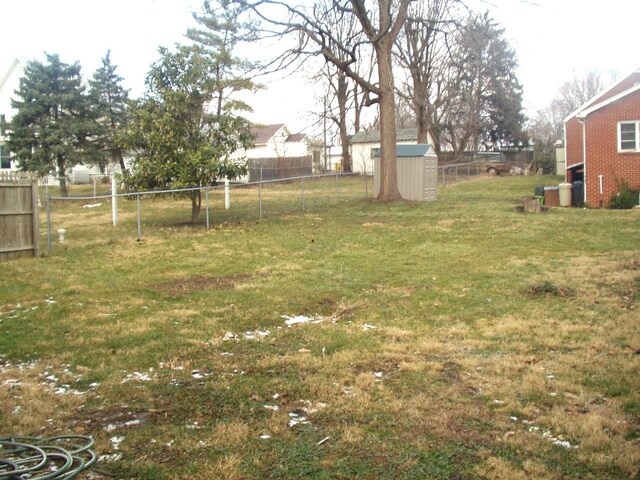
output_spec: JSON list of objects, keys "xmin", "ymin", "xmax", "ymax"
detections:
[
  {"xmin": 120, "ymin": 45, "xmax": 253, "ymax": 222},
  {"xmin": 428, "ymin": 13, "xmax": 524, "ymax": 155},
  {"xmin": 187, "ymin": 0, "xmax": 260, "ymax": 116},
  {"xmin": 88, "ymin": 51, "xmax": 130, "ymax": 172},
  {"xmin": 8, "ymin": 53, "xmax": 93, "ymax": 196}
]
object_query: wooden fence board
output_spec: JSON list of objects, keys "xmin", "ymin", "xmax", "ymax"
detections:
[
  {"xmin": 248, "ymin": 156, "xmax": 313, "ymax": 182},
  {"xmin": 0, "ymin": 173, "xmax": 40, "ymax": 260}
]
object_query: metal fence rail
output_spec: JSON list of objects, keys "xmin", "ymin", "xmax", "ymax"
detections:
[
  {"xmin": 43, "ymin": 173, "xmax": 372, "ymax": 254},
  {"xmin": 40, "ymin": 164, "xmax": 492, "ymax": 254}
]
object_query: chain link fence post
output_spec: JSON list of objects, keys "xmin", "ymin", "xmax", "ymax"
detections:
[
  {"xmin": 136, "ymin": 193, "xmax": 142, "ymax": 241},
  {"xmin": 205, "ymin": 189, "xmax": 210, "ymax": 230},
  {"xmin": 259, "ymin": 165, "xmax": 263, "ymax": 221},
  {"xmin": 46, "ymin": 192, "xmax": 52, "ymax": 255}
]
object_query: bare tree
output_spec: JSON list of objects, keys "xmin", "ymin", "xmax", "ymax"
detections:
[
  {"xmin": 237, "ymin": 0, "xmax": 411, "ymax": 201},
  {"xmin": 527, "ymin": 70, "xmax": 616, "ymax": 154},
  {"xmin": 307, "ymin": 5, "xmax": 372, "ymax": 173},
  {"xmin": 430, "ymin": 12, "xmax": 524, "ymax": 157},
  {"xmin": 395, "ymin": 0, "xmax": 460, "ymax": 143},
  {"xmin": 557, "ymin": 70, "xmax": 609, "ymax": 115}
]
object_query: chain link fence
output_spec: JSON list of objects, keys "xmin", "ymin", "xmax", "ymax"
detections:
[
  {"xmin": 39, "ymin": 161, "xmax": 497, "ymax": 254},
  {"xmin": 42, "ymin": 172, "xmax": 374, "ymax": 254}
]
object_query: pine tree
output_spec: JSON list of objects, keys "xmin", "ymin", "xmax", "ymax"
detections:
[
  {"xmin": 187, "ymin": 0, "xmax": 260, "ymax": 116},
  {"xmin": 88, "ymin": 51, "xmax": 130, "ymax": 172},
  {"xmin": 8, "ymin": 53, "xmax": 93, "ymax": 196}
]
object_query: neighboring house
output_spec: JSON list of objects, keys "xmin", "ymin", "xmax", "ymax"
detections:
[
  {"xmin": 234, "ymin": 123, "xmax": 324, "ymax": 182},
  {"xmin": 349, "ymin": 127, "xmax": 433, "ymax": 174},
  {"xmin": 243, "ymin": 123, "xmax": 322, "ymax": 164},
  {"xmin": 0, "ymin": 58, "xmax": 24, "ymax": 171},
  {"xmin": 565, "ymin": 69, "xmax": 640, "ymax": 207}
]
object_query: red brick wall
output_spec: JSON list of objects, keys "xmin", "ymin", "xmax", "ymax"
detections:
[
  {"xmin": 583, "ymin": 90, "xmax": 640, "ymax": 207},
  {"xmin": 565, "ymin": 116, "xmax": 584, "ymax": 168}
]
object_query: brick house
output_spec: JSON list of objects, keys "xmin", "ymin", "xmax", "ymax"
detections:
[{"xmin": 565, "ymin": 69, "xmax": 640, "ymax": 207}]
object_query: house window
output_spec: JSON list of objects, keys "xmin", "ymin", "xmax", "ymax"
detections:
[
  {"xmin": 619, "ymin": 121, "xmax": 640, "ymax": 152},
  {"xmin": 0, "ymin": 144, "xmax": 10, "ymax": 169}
]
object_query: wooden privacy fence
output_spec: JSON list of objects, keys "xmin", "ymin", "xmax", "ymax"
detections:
[
  {"xmin": 248, "ymin": 156, "xmax": 313, "ymax": 182},
  {"xmin": 0, "ymin": 172, "xmax": 40, "ymax": 260}
]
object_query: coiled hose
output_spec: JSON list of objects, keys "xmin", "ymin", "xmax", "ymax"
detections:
[{"xmin": 0, "ymin": 435, "xmax": 96, "ymax": 480}]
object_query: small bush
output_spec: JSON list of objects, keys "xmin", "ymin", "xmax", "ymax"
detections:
[{"xmin": 609, "ymin": 182, "xmax": 640, "ymax": 209}]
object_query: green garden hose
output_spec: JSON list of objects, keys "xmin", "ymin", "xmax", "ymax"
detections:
[{"xmin": 0, "ymin": 435, "xmax": 96, "ymax": 480}]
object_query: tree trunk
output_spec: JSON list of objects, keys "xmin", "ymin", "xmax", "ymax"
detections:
[
  {"xmin": 376, "ymin": 41, "xmax": 401, "ymax": 202},
  {"xmin": 416, "ymin": 103, "xmax": 430, "ymax": 144},
  {"xmin": 353, "ymin": 83, "xmax": 362, "ymax": 133},
  {"xmin": 113, "ymin": 148, "xmax": 126, "ymax": 172},
  {"xmin": 57, "ymin": 155, "xmax": 68, "ymax": 197},
  {"xmin": 337, "ymin": 73, "xmax": 352, "ymax": 173},
  {"xmin": 191, "ymin": 190, "xmax": 202, "ymax": 223}
]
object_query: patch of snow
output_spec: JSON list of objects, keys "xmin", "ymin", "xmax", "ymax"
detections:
[
  {"xmin": 121, "ymin": 371, "xmax": 153, "ymax": 383},
  {"xmin": 110, "ymin": 436, "xmax": 125, "ymax": 450},
  {"xmin": 288, "ymin": 411, "xmax": 310, "ymax": 427},
  {"xmin": 98, "ymin": 453, "xmax": 123, "ymax": 462},
  {"xmin": 282, "ymin": 315, "xmax": 322, "ymax": 326},
  {"xmin": 222, "ymin": 331, "xmax": 237, "ymax": 341}
]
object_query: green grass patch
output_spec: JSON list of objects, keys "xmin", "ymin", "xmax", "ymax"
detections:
[{"xmin": 1, "ymin": 175, "xmax": 639, "ymax": 479}]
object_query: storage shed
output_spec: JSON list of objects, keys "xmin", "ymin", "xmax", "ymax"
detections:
[{"xmin": 374, "ymin": 144, "xmax": 437, "ymax": 201}]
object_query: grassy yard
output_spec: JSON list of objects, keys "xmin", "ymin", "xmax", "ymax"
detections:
[{"xmin": 1, "ymin": 176, "xmax": 639, "ymax": 479}]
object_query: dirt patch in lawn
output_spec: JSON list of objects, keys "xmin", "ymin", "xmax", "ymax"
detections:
[{"xmin": 152, "ymin": 274, "xmax": 252, "ymax": 296}]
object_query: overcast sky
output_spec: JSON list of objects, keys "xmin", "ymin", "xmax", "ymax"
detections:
[{"xmin": 2, "ymin": 0, "xmax": 639, "ymax": 135}]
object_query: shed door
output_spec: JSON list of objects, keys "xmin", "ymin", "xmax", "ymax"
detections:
[{"xmin": 424, "ymin": 157, "xmax": 437, "ymax": 201}]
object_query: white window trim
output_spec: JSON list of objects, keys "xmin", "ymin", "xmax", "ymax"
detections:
[{"xmin": 618, "ymin": 120, "xmax": 640, "ymax": 152}]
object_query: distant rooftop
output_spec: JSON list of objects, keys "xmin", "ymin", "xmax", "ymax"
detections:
[
  {"xmin": 350, "ymin": 127, "xmax": 419, "ymax": 144},
  {"xmin": 251, "ymin": 123, "xmax": 286, "ymax": 144}
]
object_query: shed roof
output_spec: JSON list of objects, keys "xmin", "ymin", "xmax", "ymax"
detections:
[{"xmin": 374, "ymin": 144, "xmax": 434, "ymax": 157}]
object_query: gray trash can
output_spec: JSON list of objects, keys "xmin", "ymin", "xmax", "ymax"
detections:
[
  {"xmin": 572, "ymin": 181, "xmax": 584, "ymax": 205},
  {"xmin": 559, "ymin": 182, "xmax": 572, "ymax": 207}
]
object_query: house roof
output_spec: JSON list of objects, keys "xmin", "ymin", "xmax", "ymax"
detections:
[
  {"xmin": 565, "ymin": 67, "xmax": 640, "ymax": 123},
  {"xmin": 350, "ymin": 127, "xmax": 419, "ymax": 144},
  {"xmin": 576, "ymin": 83, "xmax": 640, "ymax": 119},
  {"xmin": 250, "ymin": 124, "xmax": 313, "ymax": 145},
  {"xmin": 374, "ymin": 144, "xmax": 434, "ymax": 157},
  {"xmin": 0, "ymin": 58, "xmax": 21, "ymax": 92},
  {"xmin": 251, "ymin": 123, "xmax": 286, "ymax": 144},
  {"xmin": 286, "ymin": 133, "xmax": 307, "ymax": 143}
]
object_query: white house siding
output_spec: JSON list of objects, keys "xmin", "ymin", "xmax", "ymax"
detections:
[
  {"xmin": 349, "ymin": 128, "xmax": 434, "ymax": 174},
  {"xmin": 351, "ymin": 140, "xmax": 421, "ymax": 174},
  {"xmin": 0, "ymin": 59, "xmax": 24, "ymax": 171}
]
